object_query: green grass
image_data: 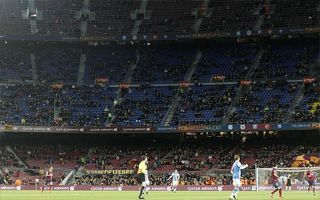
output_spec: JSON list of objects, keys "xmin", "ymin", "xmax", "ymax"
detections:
[{"xmin": 0, "ymin": 191, "xmax": 318, "ymax": 200}]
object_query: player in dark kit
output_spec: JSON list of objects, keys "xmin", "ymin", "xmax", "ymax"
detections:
[
  {"xmin": 41, "ymin": 166, "xmax": 53, "ymax": 192},
  {"xmin": 270, "ymin": 166, "xmax": 283, "ymax": 199},
  {"xmin": 306, "ymin": 167, "xmax": 317, "ymax": 196},
  {"xmin": 286, "ymin": 174, "xmax": 291, "ymax": 191}
]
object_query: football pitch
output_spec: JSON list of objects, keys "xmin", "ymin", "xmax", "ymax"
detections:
[{"xmin": 0, "ymin": 191, "xmax": 318, "ymax": 200}]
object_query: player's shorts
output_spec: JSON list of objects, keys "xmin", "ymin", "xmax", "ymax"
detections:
[
  {"xmin": 172, "ymin": 181, "xmax": 178, "ymax": 186},
  {"xmin": 273, "ymin": 181, "xmax": 281, "ymax": 189},
  {"xmin": 137, "ymin": 173, "xmax": 145, "ymax": 184},
  {"xmin": 143, "ymin": 174, "xmax": 150, "ymax": 186},
  {"xmin": 45, "ymin": 179, "xmax": 53, "ymax": 186},
  {"xmin": 233, "ymin": 179, "xmax": 241, "ymax": 187},
  {"xmin": 308, "ymin": 181, "xmax": 315, "ymax": 187}
]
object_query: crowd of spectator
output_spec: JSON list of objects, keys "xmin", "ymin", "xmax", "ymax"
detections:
[
  {"xmin": 0, "ymin": 44, "xmax": 32, "ymax": 82},
  {"xmin": 0, "ymin": 148, "xmax": 22, "ymax": 168},
  {"xmin": 35, "ymin": 46, "xmax": 81, "ymax": 84},
  {"xmin": 171, "ymin": 85, "xmax": 235, "ymax": 126},
  {"xmin": 0, "ymin": 80, "xmax": 318, "ymax": 126},
  {"xmin": 228, "ymin": 80, "xmax": 299, "ymax": 124},
  {"xmin": 0, "ymin": 0, "xmax": 319, "ymax": 37},
  {"xmin": 199, "ymin": 0, "xmax": 258, "ymax": 33},
  {"xmin": 1, "ymin": 132, "xmax": 320, "ymax": 186},
  {"xmin": 266, "ymin": 0, "xmax": 319, "ymax": 29},
  {"xmin": 13, "ymin": 144, "xmax": 87, "ymax": 169},
  {"xmin": 113, "ymin": 86, "xmax": 177, "ymax": 126},
  {"xmin": 291, "ymin": 80, "xmax": 320, "ymax": 122},
  {"xmin": 253, "ymin": 42, "xmax": 318, "ymax": 79},
  {"xmin": 0, "ymin": 40, "xmax": 318, "ymax": 127},
  {"xmin": 193, "ymin": 45, "xmax": 257, "ymax": 82},
  {"xmin": 132, "ymin": 47, "xmax": 194, "ymax": 83}
]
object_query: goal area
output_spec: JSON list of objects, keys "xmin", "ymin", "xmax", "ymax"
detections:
[{"xmin": 255, "ymin": 167, "xmax": 320, "ymax": 191}]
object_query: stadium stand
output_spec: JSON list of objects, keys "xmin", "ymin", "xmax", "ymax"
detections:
[
  {"xmin": 0, "ymin": 0, "xmax": 319, "ymax": 36},
  {"xmin": 2, "ymin": 132, "xmax": 318, "ymax": 186},
  {"xmin": 132, "ymin": 46, "xmax": 195, "ymax": 83},
  {"xmin": 35, "ymin": 45, "xmax": 81, "ymax": 84},
  {"xmin": 0, "ymin": 44, "xmax": 32, "ymax": 82},
  {"xmin": 268, "ymin": 0, "xmax": 319, "ymax": 29},
  {"xmin": 192, "ymin": 45, "xmax": 258, "ymax": 82},
  {"xmin": 0, "ymin": 1, "xmax": 319, "ymax": 194},
  {"xmin": 0, "ymin": 39, "xmax": 318, "ymax": 126},
  {"xmin": 139, "ymin": 0, "xmax": 200, "ymax": 35},
  {"xmin": 291, "ymin": 80, "xmax": 320, "ymax": 122},
  {"xmin": 228, "ymin": 80, "xmax": 300, "ymax": 124},
  {"xmin": 87, "ymin": 0, "xmax": 140, "ymax": 38},
  {"xmin": 199, "ymin": 0, "xmax": 258, "ymax": 33},
  {"xmin": 252, "ymin": 41, "xmax": 318, "ymax": 79},
  {"xmin": 35, "ymin": 0, "xmax": 82, "ymax": 36},
  {"xmin": 170, "ymin": 85, "xmax": 236, "ymax": 126}
]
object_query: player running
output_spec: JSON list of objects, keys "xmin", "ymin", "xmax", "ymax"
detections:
[
  {"xmin": 229, "ymin": 155, "xmax": 248, "ymax": 200},
  {"xmin": 137, "ymin": 156, "xmax": 148, "ymax": 199},
  {"xmin": 41, "ymin": 166, "xmax": 53, "ymax": 192},
  {"xmin": 306, "ymin": 167, "xmax": 317, "ymax": 196},
  {"xmin": 167, "ymin": 169, "xmax": 180, "ymax": 192},
  {"xmin": 270, "ymin": 166, "xmax": 283, "ymax": 199}
]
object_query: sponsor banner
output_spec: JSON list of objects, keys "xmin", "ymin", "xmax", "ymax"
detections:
[
  {"xmin": 51, "ymin": 82, "xmax": 64, "ymax": 89},
  {"xmin": 0, "ymin": 185, "xmax": 251, "ymax": 191},
  {"xmin": 211, "ymin": 75, "xmax": 225, "ymax": 81},
  {"xmin": 0, "ymin": 186, "xmax": 19, "ymax": 190},
  {"xmin": 312, "ymin": 123, "xmax": 320, "ymax": 129},
  {"xmin": 179, "ymin": 81, "xmax": 191, "ymax": 88},
  {"xmin": 240, "ymin": 80, "xmax": 252, "ymax": 86},
  {"xmin": 89, "ymin": 186, "xmax": 122, "ymax": 191},
  {"xmin": 0, "ymin": 34, "xmax": 79, "ymax": 41},
  {"xmin": 178, "ymin": 125, "xmax": 222, "ymax": 132},
  {"xmin": 0, "ymin": 27, "xmax": 319, "ymax": 43},
  {"xmin": 295, "ymin": 185, "xmax": 320, "ymax": 191},
  {"xmin": 0, "ymin": 122, "xmax": 319, "ymax": 134},
  {"xmin": 258, "ymin": 184, "xmax": 320, "ymax": 191},
  {"xmin": 0, "ymin": 126, "xmax": 153, "ymax": 133},
  {"xmin": 304, "ymin": 77, "xmax": 317, "ymax": 83},
  {"xmin": 1, "ymin": 185, "xmax": 318, "ymax": 191},
  {"xmin": 157, "ymin": 126, "xmax": 178, "ymax": 132},
  {"xmin": 85, "ymin": 170, "xmax": 134, "ymax": 175}
]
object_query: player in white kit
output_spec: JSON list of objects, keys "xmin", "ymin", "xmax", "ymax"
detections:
[
  {"xmin": 229, "ymin": 155, "xmax": 248, "ymax": 200},
  {"xmin": 167, "ymin": 169, "xmax": 180, "ymax": 192}
]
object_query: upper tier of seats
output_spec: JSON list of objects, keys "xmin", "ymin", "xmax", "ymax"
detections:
[{"xmin": 0, "ymin": 0, "xmax": 319, "ymax": 37}]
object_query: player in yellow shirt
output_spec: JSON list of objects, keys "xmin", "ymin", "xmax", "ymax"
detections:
[{"xmin": 137, "ymin": 156, "xmax": 148, "ymax": 199}]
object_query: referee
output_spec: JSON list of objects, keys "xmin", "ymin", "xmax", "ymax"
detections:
[{"xmin": 137, "ymin": 156, "xmax": 148, "ymax": 199}]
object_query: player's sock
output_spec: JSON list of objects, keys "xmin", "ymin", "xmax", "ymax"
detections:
[
  {"xmin": 308, "ymin": 187, "xmax": 310, "ymax": 192},
  {"xmin": 313, "ymin": 187, "xmax": 315, "ymax": 195},
  {"xmin": 144, "ymin": 186, "xmax": 149, "ymax": 195},
  {"xmin": 139, "ymin": 186, "xmax": 145, "ymax": 197},
  {"xmin": 271, "ymin": 189, "xmax": 278, "ymax": 195},
  {"xmin": 41, "ymin": 185, "xmax": 44, "ymax": 192},
  {"xmin": 279, "ymin": 189, "xmax": 282, "ymax": 197},
  {"xmin": 234, "ymin": 189, "xmax": 239, "ymax": 199},
  {"xmin": 230, "ymin": 187, "xmax": 239, "ymax": 199}
]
